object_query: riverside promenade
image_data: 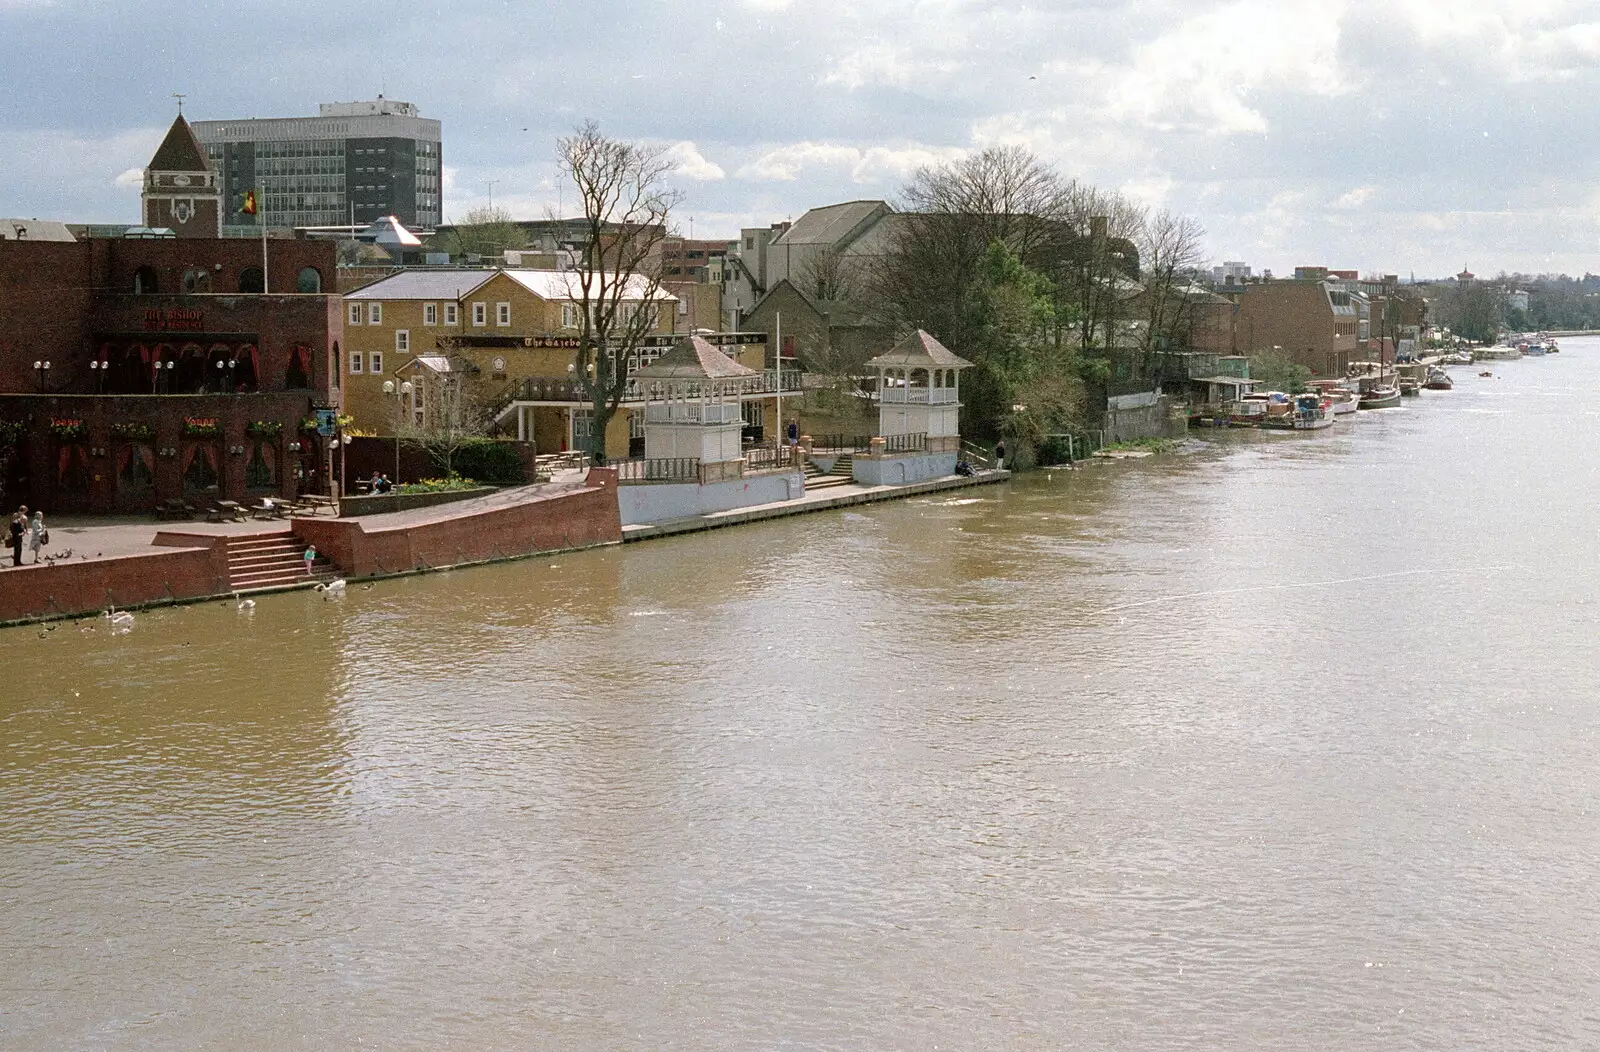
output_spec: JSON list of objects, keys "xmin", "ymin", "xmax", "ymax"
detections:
[
  {"xmin": 621, "ymin": 467, "xmax": 1009, "ymax": 542},
  {"xmin": 0, "ymin": 464, "xmax": 1009, "ymax": 625}
]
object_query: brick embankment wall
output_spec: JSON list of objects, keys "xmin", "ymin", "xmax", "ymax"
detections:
[
  {"xmin": 291, "ymin": 469, "xmax": 621, "ymax": 578},
  {"xmin": 0, "ymin": 537, "xmax": 231, "ymax": 623}
]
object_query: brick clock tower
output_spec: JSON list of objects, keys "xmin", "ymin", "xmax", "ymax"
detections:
[{"xmin": 142, "ymin": 112, "xmax": 222, "ymax": 237}]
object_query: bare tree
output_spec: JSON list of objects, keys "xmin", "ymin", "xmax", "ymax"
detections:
[
  {"xmin": 437, "ymin": 205, "xmax": 526, "ymax": 261},
  {"xmin": 1132, "ymin": 210, "xmax": 1208, "ymax": 371},
  {"xmin": 794, "ymin": 245, "xmax": 857, "ymax": 303},
  {"xmin": 558, "ymin": 121, "xmax": 680, "ymax": 465},
  {"xmin": 398, "ymin": 362, "xmax": 491, "ymax": 478}
]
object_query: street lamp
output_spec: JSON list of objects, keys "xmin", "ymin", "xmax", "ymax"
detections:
[
  {"xmin": 89, "ymin": 358, "xmax": 108, "ymax": 394},
  {"xmin": 159, "ymin": 359, "xmax": 175, "ymax": 394},
  {"xmin": 382, "ymin": 379, "xmax": 413, "ymax": 481},
  {"xmin": 32, "ymin": 359, "xmax": 50, "ymax": 392}
]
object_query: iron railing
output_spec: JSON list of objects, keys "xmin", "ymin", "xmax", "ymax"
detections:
[
  {"xmin": 882, "ymin": 431, "xmax": 928, "ymax": 453},
  {"xmin": 811, "ymin": 433, "xmax": 874, "ymax": 453},
  {"xmin": 491, "ymin": 368, "xmax": 803, "ymax": 418},
  {"xmin": 744, "ymin": 444, "xmax": 796, "ymax": 471},
  {"xmin": 614, "ymin": 457, "xmax": 700, "ymax": 482}
]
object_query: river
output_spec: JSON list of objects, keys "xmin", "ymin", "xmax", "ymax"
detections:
[{"xmin": 4, "ymin": 341, "xmax": 1600, "ymax": 1049}]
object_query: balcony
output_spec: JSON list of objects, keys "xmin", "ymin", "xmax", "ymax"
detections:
[
  {"xmin": 877, "ymin": 386, "xmax": 959, "ymax": 404},
  {"xmin": 644, "ymin": 402, "xmax": 742, "ymax": 425},
  {"xmin": 492, "ymin": 368, "xmax": 802, "ymax": 413}
]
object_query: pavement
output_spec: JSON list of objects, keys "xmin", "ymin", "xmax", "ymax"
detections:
[{"xmin": 3, "ymin": 469, "xmax": 596, "ymax": 569}]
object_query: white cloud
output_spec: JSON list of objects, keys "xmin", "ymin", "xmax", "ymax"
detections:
[
  {"xmin": 113, "ymin": 167, "xmax": 143, "ymax": 190},
  {"xmin": 1109, "ymin": 0, "xmax": 1349, "ymax": 133},
  {"xmin": 737, "ymin": 141, "xmax": 964, "ymax": 183},
  {"xmin": 821, "ymin": 43, "xmax": 961, "ymax": 91},
  {"xmin": 1333, "ymin": 185, "xmax": 1377, "ymax": 209},
  {"xmin": 665, "ymin": 141, "xmax": 725, "ymax": 181}
]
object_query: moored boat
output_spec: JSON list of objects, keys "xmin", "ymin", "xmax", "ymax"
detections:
[
  {"xmin": 1398, "ymin": 377, "xmax": 1421, "ymax": 397},
  {"xmin": 1422, "ymin": 367, "xmax": 1452, "ymax": 391},
  {"xmin": 1359, "ymin": 386, "xmax": 1402, "ymax": 409}
]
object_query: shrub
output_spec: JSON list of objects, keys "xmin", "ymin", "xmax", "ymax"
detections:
[{"xmin": 450, "ymin": 439, "xmax": 526, "ymax": 485}]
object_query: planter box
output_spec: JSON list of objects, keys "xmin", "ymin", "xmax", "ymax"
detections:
[{"xmin": 339, "ymin": 486, "xmax": 496, "ymax": 517}]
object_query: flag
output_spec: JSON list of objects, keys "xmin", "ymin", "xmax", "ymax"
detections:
[{"xmin": 242, "ymin": 190, "xmax": 258, "ymax": 216}]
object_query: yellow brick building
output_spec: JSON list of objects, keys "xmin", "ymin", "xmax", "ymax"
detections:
[{"xmin": 342, "ymin": 268, "xmax": 792, "ymax": 459}]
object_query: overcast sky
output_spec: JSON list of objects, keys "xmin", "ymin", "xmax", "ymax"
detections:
[{"xmin": 2, "ymin": 0, "xmax": 1597, "ymax": 277}]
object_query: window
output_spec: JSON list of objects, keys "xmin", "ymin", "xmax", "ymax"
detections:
[
  {"xmin": 296, "ymin": 267, "xmax": 323, "ymax": 293},
  {"xmin": 444, "ymin": 302, "xmax": 458, "ymax": 325},
  {"xmin": 395, "ymin": 330, "xmax": 409, "ymax": 353},
  {"xmin": 496, "ymin": 302, "xmax": 511, "ymax": 327},
  {"xmin": 237, "ymin": 267, "xmax": 264, "ymax": 294},
  {"xmin": 370, "ymin": 351, "xmax": 383, "ymax": 374},
  {"xmin": 745, "ymin": 237, "xmax": 755, "ymax": 250},
  {"xmin": 561, "ymin": 303, "xmax": 579, "ymax": 329},
  {"xmin": 424, "ymin": 303, "xmax": 437, "ymax": 326},
  {"xmin": 472, "ymin": 302, "xmax": 486, "ymax": 326},
  {"xmin": 349, "ymin": 351, "xmax": 364, "ymax": 374},
  {"xmin": 368, "ymin": 302, "xmax": 383, "ymax": 325}
]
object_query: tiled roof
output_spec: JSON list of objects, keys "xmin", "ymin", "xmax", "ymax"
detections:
[
  {"xmin": 774, "ymin": 200, "xmax": 890, "ymax": 247},
  {"xmin": 500, "ymin": 270, "xmax": 675, "ymax": 302},
  {"xmin": 865, "ymin": 330, "xmax": 975, "ymax": 369},
  {"xmin": 634, "ymin": 335, "xmax": 757, "ymax": 380},
  {"xmin": 345, "ymin": 270, "xmax": 498, "ymax": 299},
  {"xmin": 149, "ymin": 115, "xmax": 212, "ymax": 173}
]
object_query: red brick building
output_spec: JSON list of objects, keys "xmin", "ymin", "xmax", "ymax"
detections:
[{"xmin": 0, "ymin": 237, "xmax": 344, "ymax": 514}]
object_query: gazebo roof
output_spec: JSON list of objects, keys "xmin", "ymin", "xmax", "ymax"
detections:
[
  {"xmin": 865, "ymin": 329, "xmax": 975, "ymax": 370},
  {"xmin": 634, "ymin": 335, "xmax": 757, "ymax": 380}
]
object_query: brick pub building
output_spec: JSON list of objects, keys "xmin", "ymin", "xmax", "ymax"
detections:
[{"xmin": 0, "ymin": 236, "xmax": 344, "ymax": 515}]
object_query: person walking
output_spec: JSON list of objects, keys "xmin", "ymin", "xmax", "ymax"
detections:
[
  {"xmin": 9, "ymin": 507, "xmax": 27, "ymax": 567},
  {"xmin": 303, "ymin": 544, "xmax": 317, "ymax": 576},
  {"xmin": 786, "ymin": 420, "xmax": 799, "ymax": 447},
  {"xmin": 27, "ymin": 510, "xmax": 45, "ymax": 564},
  {"xmin": 994, "ymin": 440, "xmax": 1006, "ymax": 471}
]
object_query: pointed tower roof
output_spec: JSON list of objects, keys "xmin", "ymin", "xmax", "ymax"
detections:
[
  {"xmin": 149, "ymin": 114, "xmax": 212, "ymax": 173},
  {"xmin": 634, "ymin": 335, "xmax": 757, "ymax": 380},
  {"xmin": 865, "ymin": 329, "xmax": 975, "ymax": 370}
]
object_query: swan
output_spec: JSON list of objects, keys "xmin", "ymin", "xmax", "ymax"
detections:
[
  {"xmin": 314, "ymin": 579, "xmax": 346, "ymax": 595},
  {"xmin": 233, "ymin": 592, "xmax": 256, "ymax": 612},
  {"xmin": 104, "ymin": 605, "xmax": 134, "ymax": 634}
]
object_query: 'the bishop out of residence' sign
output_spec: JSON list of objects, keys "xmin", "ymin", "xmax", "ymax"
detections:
[{"xmin": 143, "ymin": 308, "xmax": 205, "ymax": 332}]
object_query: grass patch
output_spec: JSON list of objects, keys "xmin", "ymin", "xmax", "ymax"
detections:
[{"xmin": 1103, "ymin": 437, "xmax": 1178, "ymax": 454}]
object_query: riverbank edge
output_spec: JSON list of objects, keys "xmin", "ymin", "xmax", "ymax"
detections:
[{"xmin": 621, "ymin": 469, "xmax": 1011, "ymax": 542}]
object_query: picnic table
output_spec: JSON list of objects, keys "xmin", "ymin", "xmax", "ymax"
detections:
[
  {"xmin": 155, "ymin": 498, "xmax": 196, "ymax": 521},
  {"xmin": 207, "ymin": 500, "xmax": 248, "ymax": 523},
  {"xmin": 250, "ymin": 498, "xmax": 288, "ymax": 520},
  {"xmin": 292, "ymin": 495, "xmax": 340, "ymax": 516}
]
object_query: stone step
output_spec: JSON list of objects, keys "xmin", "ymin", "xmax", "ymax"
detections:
[{"xmin": 230, "ymin": 563, "xmax": 335, "ymax": 590}]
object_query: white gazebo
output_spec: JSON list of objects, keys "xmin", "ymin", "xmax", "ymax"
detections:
[
  {"xmin": 633, "ymin": 335, "xmax": 756, "ymax": 481},
  {"xmin": 865, "ymin": 329, "xmax": 974, "ymax": 453}
]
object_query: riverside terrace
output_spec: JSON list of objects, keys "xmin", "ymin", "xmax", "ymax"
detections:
[{"xmin": 0, "ymin": 237, "xmax": 343, "ymax": 516}]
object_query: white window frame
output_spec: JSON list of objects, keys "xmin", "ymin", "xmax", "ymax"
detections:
[
  {"xmin": 368, "ymin": 302, "xmax": 382, "ymax": 325},
  {"xmin": 348, "ymin": 302, "xmax": 362, "ymax": 326},
  {"xmin": 561, "ymin": 303, "xmax": 578, "ymax": 329},
  {"xmin": 349, "ymin": 351, "xmax": 363, "ymax": 374},
  {"xmin": 423, "ymin": 303, "xmax": 437, "ymax": 326},
  {"xmin": 395, "ymin": 329, "xmax": 409, "ymax": 353},
  {"xmin": 370, "ymin": 351, "xmax": 384, "ymax": 375},
  {"xmin": 444, "ymin": 302, "xmax": 458, "ymax": 325},
  {"xmin": 496, "ymin": 301, "xmax": 511, "ymax": 327},
  {"xmin": 472, "ymin": 302, "xmax": 486, "ymax": 326}
]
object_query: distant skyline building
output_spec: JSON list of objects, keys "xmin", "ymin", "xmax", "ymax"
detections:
[{"xmin": 190, "ymin": 97, "xmax": 441, "ymax": 235}]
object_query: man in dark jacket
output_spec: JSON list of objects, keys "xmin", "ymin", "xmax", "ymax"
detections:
[{"xmin": 9, "ymin": 506, "xmax": 27, "ymax": 567}]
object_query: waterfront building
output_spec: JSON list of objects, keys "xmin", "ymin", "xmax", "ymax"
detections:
[
  {"xmin": 1231, "ymin": 280, "xmax": 1361, "ymax": 378},
  {"xmin": 0, "ymin": 236, "xmax": 344, "ymax": 514},
  {"xmin": 617, "ymin": 336, "xmax": 804, "ymax": 526},
  {"xmin": 190, "ymin": 98, "xmax": 442, "ymax": 234},
  {"xmin": 340, "ymin": 269, "xmax": 797, "ymax": 458},
  {"xmin": 855, "ymin": 330, "xmax": 973, "ymax": 485}
]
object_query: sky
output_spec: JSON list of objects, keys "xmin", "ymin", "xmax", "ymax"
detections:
[{"xmin": 2, "ymin": 0, "xmax": 1599, "ymax": 278}]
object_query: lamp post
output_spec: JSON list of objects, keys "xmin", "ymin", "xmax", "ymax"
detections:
[
  {"xmin": 89, "ymin": 358, "xmax": 108, "ymax": 394},
  {"xmin": 382, "ymin": 379, "xmax": 412, "ymax": 481},
  {"xmin": 33, "ymin": 359, "xmax": 50, "ymax": 392},
  {"xmin": 159, "ymin": 359, "xmax": 175, "ymax": 394}
]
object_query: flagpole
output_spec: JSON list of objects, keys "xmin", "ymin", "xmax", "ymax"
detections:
[{"xmin": 261, "ymin": 202, "xmax": 269, "ymax": 294}]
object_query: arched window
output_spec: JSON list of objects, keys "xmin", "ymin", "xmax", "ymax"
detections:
[
  {"xmin": 133, "ymin": 266, "xmax": 159, "ymax": 294},
  {"xmin": 285, "ymin": 345, "xmax": 311, "ymax": 389},
  {"xmin": 331, "ymin": 341, "xmax": 340, "ymax": 389},
  {"xmin": 296, "ymin": 267, "xmax": 322, "ymax": 293},
  {"xmin": 238, "ymin": 267, "xmax": 265, "ymax": 294}
]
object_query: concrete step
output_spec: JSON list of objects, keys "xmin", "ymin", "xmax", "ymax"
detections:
[
  {"xmin": 805, "ymin": 476, "xmax": 854, "ymax": 491},
  {"xmin": 230, "ymin": 564, "xmax": 336, "ymax": 590}
]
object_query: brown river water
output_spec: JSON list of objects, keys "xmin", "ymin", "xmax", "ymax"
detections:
[{"xmin": 4, "ymin": 341, "xmax": 1600, "ymax": 1049}]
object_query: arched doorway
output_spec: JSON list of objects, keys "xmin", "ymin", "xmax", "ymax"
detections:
[{"xmin": 238, "ymin": 267, "xmax": 265, "ymax": 294}]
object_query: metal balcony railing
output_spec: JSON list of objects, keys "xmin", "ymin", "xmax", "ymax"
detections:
[
  {"xmin": 614, "ymin": 457, "xmax": 701, "ymax": 482},
  {"xmin": 882, "ymin": 431, "xmax": 928, "ymax": 453}
]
